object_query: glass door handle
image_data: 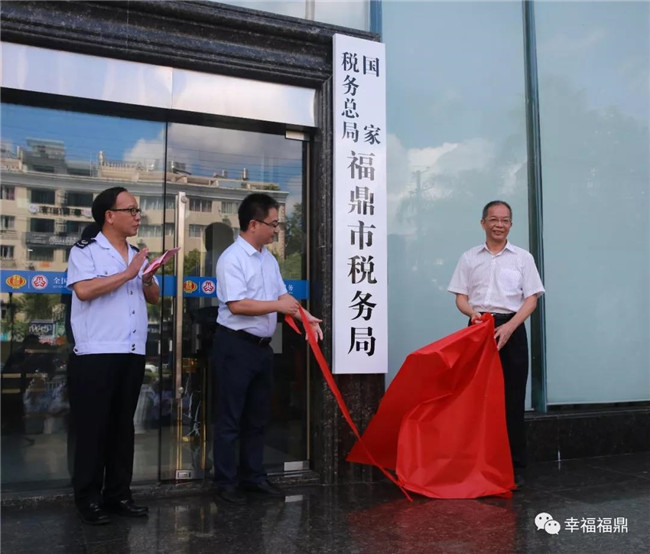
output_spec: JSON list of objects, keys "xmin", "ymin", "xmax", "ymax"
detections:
[{"xmin": 174, "ymin": 192, "xmax": 187, "ymax": 401}]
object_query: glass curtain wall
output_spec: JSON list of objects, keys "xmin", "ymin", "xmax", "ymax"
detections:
[
  {"xmin": 535, "ymin": 1, "xmax": 650, "ymax": 404},
  {"xmin": 212, "ymin": 0, "xmax": 371, "ymax": 30},
  {"xmin": 382, "ymin": 2, "xmax": 531, "ymax": 397}
]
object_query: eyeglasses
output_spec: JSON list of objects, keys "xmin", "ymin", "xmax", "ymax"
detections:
[
  {"xmin": 110, "ymin": 207, "xmax": 142, "ymax": 217},
  {"xmin": 255, "ymin": 219, "xmax": 280, "ymax": 228},
  {"xmin": 485, "ymin": 217, "xmax": 512, "ymax": 226}
]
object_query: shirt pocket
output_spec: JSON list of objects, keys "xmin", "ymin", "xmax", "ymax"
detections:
[
  {"xmin": 245, "ymin": 266, "xmax": 265, "ymax": 299},
  {"xmin": 95, "ymin": 257, "xmax": 123, "ymax": 279},
  {"xmin": 499, "ymin": 268, "xmax": 522, "ymax": 294}
]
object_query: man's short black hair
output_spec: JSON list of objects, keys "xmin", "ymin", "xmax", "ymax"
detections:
[
  {"xmin": 239, "ymin": 193, "xmax": 279, "ymax": 231},
  {"xmin": 92, "ymin": 187, "xmax": 128, "ymax": 227},
  {"xmin": 482, "ymin": 200, "xmax": 512, "ymax": 220}
]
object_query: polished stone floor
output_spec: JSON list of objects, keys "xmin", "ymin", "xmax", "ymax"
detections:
[{"xmin": 2, "ymin": 452, "xmax": 649, "ymax": 554}]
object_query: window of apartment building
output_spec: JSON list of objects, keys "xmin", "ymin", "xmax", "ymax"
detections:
[
  {"xmin": 189, "ymin": 198, "xmax": 212, "ymax": 212},
  {"xmin": 1, "ymin": 215, "xmax": 15, "ymax": 230},
  {"xmin": 30, "ymin": 188, "xmax": 56, "ymax": 204},
  {"xmin": 27, "ymin": 247, "xmax": 54, "ymax": 261},
  {"xmin": 139, "ymin": 225, "xmax": 162, "ymax": 237},
  {"xmin": 189, "ymin": 224, "xmax": 205, "ymax": 238},
  {"xmin": 0, "ymin": 245, "xmax": 14, "ymax": 259},
  {"xmin": 65, "ymin": 220, "xmax": 87, "ymax": 235},
  {"xmin": 221, "ymin": 201, "xmax": 237, "ymax": 214},
  {"xmin": 139, "ymin": 224, "xmax": 174, "ymax": 237},
  {"xmin": 1, "ymin": 185, "xmax": 15, "ymax": 200},
  {"xmin": 66, "ymin": 192, "xmax": 93, "ymax": 207},
  {"xmin": 140, "ymin": 196, "xmax": 175, "ymax": 211},
  {"xmin": 30, "ymin": 219, "xmax": 55, "ymax": 233},
  {"xmin": 31, "ymin": 164, "xmax": 56, "ymax": 173}
]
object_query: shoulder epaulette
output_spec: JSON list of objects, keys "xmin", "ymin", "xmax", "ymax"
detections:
[
  {"xmin": 74, "ymin": 238, "xmax": 96, "ymax": 249},
  {"xmin": 130, "ymin": 244, "xmax": 140, "ymax": 252}
]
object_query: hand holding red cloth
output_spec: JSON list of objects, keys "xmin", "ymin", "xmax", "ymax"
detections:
[{"xmin": 347, "ymin": 315, "xmax": 514, "ymax": 498}]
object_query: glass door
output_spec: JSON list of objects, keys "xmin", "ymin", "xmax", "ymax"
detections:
[
  {"xmin": 0, "ymin": 103, "xmax": 166, "ymax": 490},
  {"xmin": 160, "ymin": 123, "xmax": 310, "ymax": 481},
  {"xmin": 0, "ymin": 102, "xmax": 310, "ymax": 491}
]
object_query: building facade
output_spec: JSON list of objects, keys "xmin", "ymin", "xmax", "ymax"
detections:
[{"xmin": 1, "ymin": 0, "xmax": 648, "ymax": 495}]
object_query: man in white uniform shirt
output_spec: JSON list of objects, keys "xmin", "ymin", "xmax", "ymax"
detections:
[
  {"xmin": 213, "ymin": 193, "xmax": 322, "ymax": 504},
  {"xmin": 67, "ymin": 187, "xmax": 159, "ymax": 524},
  {"xmin": 448, "ymin": 200, "xmax": 544, "ymax": 487}
]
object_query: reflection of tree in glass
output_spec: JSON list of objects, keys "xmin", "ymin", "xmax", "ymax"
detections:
[
  {"xmin": 184, "ymin": 249, "xmax": 202, "ymax": 277},
  {"xmin": 3, "ymin": 294, "xmax": 60, "ymax": 340},
  {"xmin": 539, "ymin": 75, "xmax": 648, "ymax": 248},
  {"xmin": 15, "ymin": 294, "xmax": 58, "ymax": 321},
  {"xmin": 285, "ymin": 203, "xmax": 303, "ymax": 256},
  {"xmin": 279, "ymin": 203, "xmax": 303, "ymax": 279}
]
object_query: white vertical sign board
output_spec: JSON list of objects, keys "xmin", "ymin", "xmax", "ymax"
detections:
[{"xmin": 332, "ymin": 34, "xmax": 387, "ymax": 374}]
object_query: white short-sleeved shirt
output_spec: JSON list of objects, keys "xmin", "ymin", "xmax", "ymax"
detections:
[
  {"xmin": 216, "ymin": 236, "xmax": 288, "ymax": 338},
  {"xmin": 448, "ymin": 241, "xmax": 545, "ymax": 314},
  {"xmin": 66, "ymin": 232, "xmax": 155, "ymax": 355}
]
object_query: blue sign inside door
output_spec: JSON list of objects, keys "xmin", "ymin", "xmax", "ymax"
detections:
[{"xmin": 0, "ymin": 271, "xmax": 309, "ymax": 300}]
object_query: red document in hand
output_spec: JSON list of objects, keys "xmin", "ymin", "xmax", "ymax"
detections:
[
  {"xmin": 346, "ymin": 315, "xmax": 514, "ymax": 498},
  {"xmin": 142, "ymin": 247, "xmax": 180, "ymax": 278}
]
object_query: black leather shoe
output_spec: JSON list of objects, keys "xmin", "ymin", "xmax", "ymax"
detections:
[
  {"xmin": 77, "ymin": 502, "xmax": 111, "ymax": 525},
  {"xmin": 240, "ymin": 480, "xmax": 285, "ymax": 497},
  {"xmin": 215, "ymin": 487, "xmax": 247, "ymax": 505},
  {"xmin": 104, "ymin": 499, "xmax": 149, "ymax": 517}
]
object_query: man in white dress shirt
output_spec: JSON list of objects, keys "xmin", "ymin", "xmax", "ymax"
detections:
[
  {"xmin": 212, "ymin": 193, "xmax": 322, "ymax": 504},
  {"xmin": 448, "ymin": 200, "xmax": 544, "ymax": 486}
]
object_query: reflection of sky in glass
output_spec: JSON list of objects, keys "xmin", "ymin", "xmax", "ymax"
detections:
[
  {"xmin": 162, "ymin": 124, "xmax": 303, "ymax": 213},
  {"xmin": 383, "ymin": 1, "xmax": 529, "ymax": 383},
  {"xmin": 536, "ymin": 1, "xmax": 649, "ymax": 121},
  {"xmin": 0, "ymin": 104, "xmax": 303, "ymax": 213},
  {"xmin": 0, "ymin": 104, "xmax": 163, "ymax": 163},
  {"xmin": 536, "ymin": 0, "xmax": 649, "ymax": 404}
]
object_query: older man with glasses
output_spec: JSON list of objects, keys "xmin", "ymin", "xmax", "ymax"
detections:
[
  {"xmin": 448, "ymin": 200, "xmax": 544, "ymax": 489},
  {"xmin": 66, "ymin": 186, "xmax": 159, "ymax": 524}
]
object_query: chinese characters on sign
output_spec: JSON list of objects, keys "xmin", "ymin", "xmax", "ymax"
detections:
[{"xmin": 333, "ymin": 34, "xmax": 387, "ymax": 374}]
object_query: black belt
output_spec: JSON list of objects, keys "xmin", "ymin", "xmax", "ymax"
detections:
[
  {"xmin": 483, "ymin": 312, "xmax": 515, "ymax": 322},
  {"xmin": 217, "ymin": 324, "xmax": 272, "ymax": 346}
]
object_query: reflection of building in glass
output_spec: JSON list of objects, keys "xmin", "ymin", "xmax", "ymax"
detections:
[{"xmin": 0, "ymin": 139, "xmax": 288, "ymax": 276}]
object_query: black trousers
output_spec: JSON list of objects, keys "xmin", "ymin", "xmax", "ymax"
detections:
[
  {"xmin": 67, "ymin": 353, "xmax": 145, "ymax": 506},
  {"xmin": 212, "ymin": 327, "xmax": 274, "ymax": 487},
  {"xmin": 493, "ymin": 314, "xmax": 529, "ymax": 469}
]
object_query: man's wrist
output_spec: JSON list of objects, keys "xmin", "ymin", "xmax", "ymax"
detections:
[{"xmin": 143, "ymin": 277, "xmax": 154, "ymax": 287}]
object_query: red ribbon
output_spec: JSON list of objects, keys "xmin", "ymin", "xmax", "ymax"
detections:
[{"xmin": 286, "ymin": 307, "xmax": 413, "ymax": 501}]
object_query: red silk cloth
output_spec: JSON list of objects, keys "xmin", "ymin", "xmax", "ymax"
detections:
[
  {"xmin": 286, "ymin": 309, "xmax": 413, "ymax": 500},
  {"xmin": 347, "ymin": 314, "xmax": 514, "ymax": 498}
]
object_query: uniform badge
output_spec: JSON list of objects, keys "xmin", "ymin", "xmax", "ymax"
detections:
[{"xmin": 74, "ymin": 238, "xmax": 96, "ymax": 249}]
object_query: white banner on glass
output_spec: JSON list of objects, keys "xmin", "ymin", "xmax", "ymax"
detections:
[{"xmin": 332, "ymin": 34, "xmax": 387, "ymax": 374}]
